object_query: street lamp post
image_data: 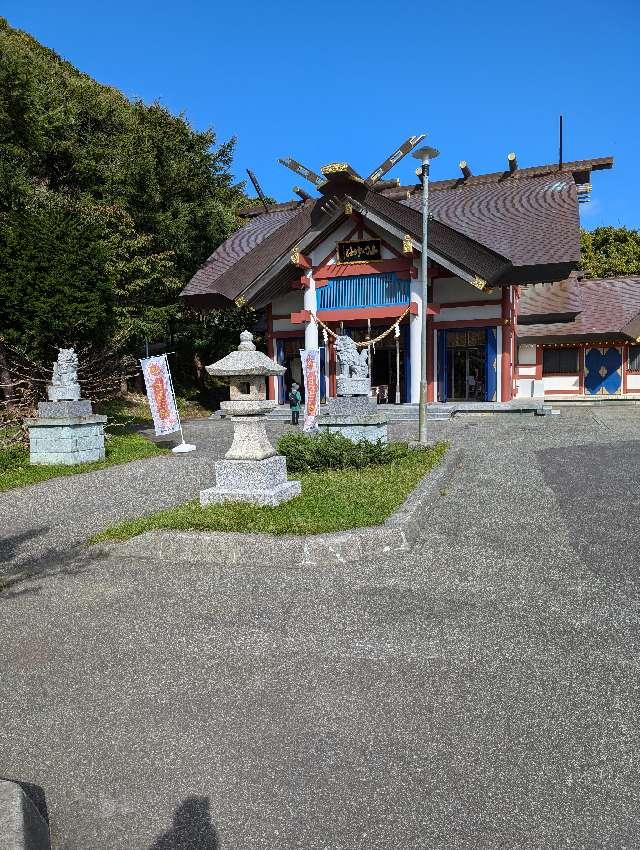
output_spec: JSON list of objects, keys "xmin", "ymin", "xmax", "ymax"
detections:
[{"xmin": 412, "ymin": 144, "xmax": 439, "ymax": 444}]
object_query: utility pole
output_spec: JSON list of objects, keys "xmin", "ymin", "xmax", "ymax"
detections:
[{"xmin": 412, "ymin": 144, "xmax": 439, "ymax": 444}]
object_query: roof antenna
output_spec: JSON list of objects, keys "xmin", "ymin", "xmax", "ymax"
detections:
[
  {"xmin": 558, "ymin": 114, "xmax": 563, "ymax": 171},
  {"xmin": 246, "ymin": 169, "xmax": 271, "ymax": 214}
]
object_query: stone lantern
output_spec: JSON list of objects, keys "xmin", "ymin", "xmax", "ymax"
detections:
[{"xmin": 199, "ymin": 330, "xmax": 301, "ymax": 507}]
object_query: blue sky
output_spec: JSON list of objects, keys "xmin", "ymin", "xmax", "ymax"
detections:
[{"xmin": 4, "ymin": 0, "xmax": 639, "ymax": 229}]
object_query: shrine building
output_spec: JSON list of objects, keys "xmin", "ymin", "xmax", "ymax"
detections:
[{"xmin": 181, "ymin": 142, "xmax": 640, "ymax": 405}]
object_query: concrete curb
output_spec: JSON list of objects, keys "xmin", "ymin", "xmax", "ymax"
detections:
[
  {"xmin": 94, "ymin": 449, "xmax": 463, "ymax": 567},
  {"xmin": 0, "ymin": 780, "xmax": 51, "ymax": 850}
]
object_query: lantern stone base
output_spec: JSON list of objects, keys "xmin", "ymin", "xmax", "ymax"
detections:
[{"xmin": 200, "ymin": 455, "xmax": 301, "ymax": 507}]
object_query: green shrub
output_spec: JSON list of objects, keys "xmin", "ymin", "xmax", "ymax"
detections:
[{"xmin": 276, "ymin": 431, "xmax": 424, "ymax": 473}]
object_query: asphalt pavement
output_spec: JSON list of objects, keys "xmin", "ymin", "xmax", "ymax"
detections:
[{"xmin": 1, "ymin": 407, "xmax": 639, "ymax": 849}]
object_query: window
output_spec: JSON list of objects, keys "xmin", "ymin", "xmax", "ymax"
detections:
[
  {"xmin": 542, "ymin": 348, "xmax": 579, "ymax": 374},
  {"xmin": 629, "ymin": 346, "xmax": 640, "ymax": 372}
]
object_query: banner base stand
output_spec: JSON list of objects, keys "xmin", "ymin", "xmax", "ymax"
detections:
[{"xmin": 172, "ymin": 442, "xmax": 196, "ymax": 454}]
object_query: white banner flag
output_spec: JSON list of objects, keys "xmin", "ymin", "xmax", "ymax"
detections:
[
  {"xmin": 300, "ymin": 348, "xmax": 321, "ymax": 432},
  {"xmin": 140, "ymin": 354, "xmax": 180, "ymax": 436}
]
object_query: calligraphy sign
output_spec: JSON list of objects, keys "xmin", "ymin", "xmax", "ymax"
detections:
[
  {"xmin": 140, "ymin": 354, "xmax": 180, "ymax": 435},
  {"xmin": 337, "ymin": 239, "xmax": 382, "ymax": 264}
]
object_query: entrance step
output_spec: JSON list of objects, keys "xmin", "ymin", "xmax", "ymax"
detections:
[{"xmin": 260, "ymin": 400, "xmax": 549, "ymax": 422}]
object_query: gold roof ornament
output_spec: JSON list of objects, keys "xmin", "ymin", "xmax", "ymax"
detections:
[
  {"xmin": 344, "ymin": 201, "xmax": 353, "ymax": 216},
  {"xmin": 402, "ymin": 234, "xmax": 413, "ymax": 254},
  {"xmin": 470, "ymin": 276, "xmax": 489, "ymax": 291},
  {"xmin": 290, "ymin": 249, "xmax": 300, "ymax": 266},
  {"xmin": 321, "ymin": 162, "xmax": 350, "ymax": 175}
]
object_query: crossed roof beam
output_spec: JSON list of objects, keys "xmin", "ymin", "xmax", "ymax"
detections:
[{"xmin": 278, "ymin": 134, "xmax": 427, "ymax": 196}]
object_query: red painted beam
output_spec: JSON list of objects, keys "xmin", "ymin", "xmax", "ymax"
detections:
[
  {"xmin": 316, "ymin": 303, "xmax": 418, "ymax": 322},
  {"xmin": 290, "ymin": 250, "xmax": 312, "ymax": 269},
  {"xmin": 314, "ymin": 258, "xmax": 412, "ymax": 281},
  {"xmin": 290, "ymin": 309, "xmax": 311, "ymax": 324}
]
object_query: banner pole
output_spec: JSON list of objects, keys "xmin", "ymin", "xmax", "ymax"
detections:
[{"xmin": 163, "ymin": 353, "xmax": 196, "ymax": 454}]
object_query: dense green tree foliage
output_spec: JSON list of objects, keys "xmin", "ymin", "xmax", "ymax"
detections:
[
  {"xmin": 0, "ymin": 17, "xmax": 246, "ymax": 363},
  {"xmin": 580, "ymin": 227, "xmax": 640, "ymax": 279}
]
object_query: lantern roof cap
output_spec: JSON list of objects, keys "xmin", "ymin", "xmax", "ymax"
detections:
[{"xmin": 205, "ymin": 331, "xmax": 286, "ymax": 377}]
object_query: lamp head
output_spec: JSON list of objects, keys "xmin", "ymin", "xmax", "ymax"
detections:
[{"xmin": 412, "ymin": 146, "xmax": 440, "ymax": 163}]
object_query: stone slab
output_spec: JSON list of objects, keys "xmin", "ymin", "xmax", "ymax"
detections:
[
  {"xmin": 28, "ymin": 418, "xmax": 106, "ymax": 466},
  {"xmin": 200, "ymin": 479, "xmax": 302, "ymax": 507},
  {"xmin": 200, "ymin": 455, "xmax": 301, "ymax": 506},
  {"xmin": 38, "ymin": 399, "xmax": 92, "ymax": 417},
  {"xmin": 0, "ymin": 780, "xmax": 51, "ymax": 850},
  {"xmin": 319, "ymin": 422, "xmax": 388, "ymax": 443},
  {"xmin": 25, "ymin": 415, "xmax": 107, "ymax": 427},
  {"xmin": 319, "ymin": 414, "xmax": 388, "ymax": 426},
  {"xmin": 47, "ymin": 384, "xmax": 81, "ymax": 401},
  {"xmin": 336, "ymin": 376, "xmax": 370, "ymax": 396},
  {"xmin": 324, "ymin": 396, "xmax": 377, "ymax": 416},
  {"xmin": 98, "ymin": 448, "xmax": 463, "ymax": 565}
]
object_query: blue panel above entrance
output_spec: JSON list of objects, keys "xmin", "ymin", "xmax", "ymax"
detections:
[
  {"xmin": 485, "ymin": 328, "xmax": 497, "ymax": 402},
  {"xmin": 317, "ymin": 273, "xmax": 410, "ymax": 310}
]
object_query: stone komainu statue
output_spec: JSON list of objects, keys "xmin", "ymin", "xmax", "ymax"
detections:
[
  {"xmin": 335, "ymin": 335, "xmax": 369, "ymax": 380},
  {"xmin": 51, "ymin": 348, "xmax": 79, "ymax": 388}
]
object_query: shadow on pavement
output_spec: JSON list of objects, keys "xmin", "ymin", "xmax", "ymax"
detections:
[
  {"xmin": 538, "ymin": 440, "xmax": 640, "ymax": 597},
  {"xmin": 0, "ymin": 526, "xmax": 102, "ymax": 597},
  {"xmin": 150, "ymin": 797, "xmax": 220, "ymax": 850}
]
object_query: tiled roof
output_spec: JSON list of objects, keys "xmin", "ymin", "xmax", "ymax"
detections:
[
  {"xmin": 403, "ymin": 172, "xmax": 580, "ymax": 267},
  {"xmin": 519, "ymin": 272, "xmax": 583, "ymax": 323},
  {"xmin": 517, "ymin": 276, "xmax": 640, "ymax": 341},
  {"xmin": 182, "ymin": 203, "xmax": 308, "ymax": 300},
  {"xmin": 181, "ymin": 160, "xmax": 595, "ymax": 304}
]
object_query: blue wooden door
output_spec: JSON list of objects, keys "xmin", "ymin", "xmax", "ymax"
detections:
[
  {"xmin": 437, "ymin": 331, "xmax": 447, "ymax": 402},
  {"xmin": 584, "ymin": 347, "xmax": 622, "ymax": 395},
  {"xmin": 485, "ymin": 328, "xmax": 497, "ymax": 401}
]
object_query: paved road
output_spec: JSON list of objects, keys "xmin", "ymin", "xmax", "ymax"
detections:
[{"xmin": 1, "ymin": 408, "xmax": 639, "ymax": 849}]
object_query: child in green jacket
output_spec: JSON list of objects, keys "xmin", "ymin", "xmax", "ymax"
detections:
[{"xmin": 288, "ymin": 382, "xmax": 302, "ymax": 425}]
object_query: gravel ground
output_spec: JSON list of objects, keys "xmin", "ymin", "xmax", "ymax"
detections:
[{"xmin": 1, "ymin": 407, "xmax": 639, "ymax": 849}]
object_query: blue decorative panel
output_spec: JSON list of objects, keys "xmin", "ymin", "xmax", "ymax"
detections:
[
  {"xmin": 485, "ymin": 328, "xmax": 497, "ymax": 402},
  {"xmin": 317, "ymin": 272, "xmax": 410, "ymax": 310},
  {"xmin": 585, "ymin": 347, "xmax": 622, "ymax": 395}
]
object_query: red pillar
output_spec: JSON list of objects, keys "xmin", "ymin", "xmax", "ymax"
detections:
[
  {"xmin": 265, "ymin": 304, "xmax": 276, "ymax": 401},
  {"xmin": 501, "ymin": 287, "xmax": 512, "ymax": 402},
  {"xmin": 426, "ymin": 315, "xmax": 435, "ymax": 403}
]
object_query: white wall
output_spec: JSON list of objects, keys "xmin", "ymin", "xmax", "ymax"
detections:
[
  {"xmin": 544, "ymin": 375, "xmax": 580, "ymax": 392},
  {"xmin": 272, "ymin": 289, "xmax": 304, "ymax": 315},
  {"xmin": 433, "ymin": 277, "xmax": 501, "ymax": 303},
  {"xmin": 434, "ymin": 305, "xmax": 501, "ymax": 323},
  {"xmin": 627, "ymin": 374, "xmax": 640, "ymax": 390},
  {"xmin": 309, "ymin": 220, "xmax": 399, "ymax": 266},
  {"xmin": 518, "ymin": 344, "xmax": 537, "ymax": 365}
]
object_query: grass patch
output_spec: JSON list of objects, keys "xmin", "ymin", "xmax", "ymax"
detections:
[
  {"xmin": 97, "ymin": 392, "xmax": 214, "ymax": 429},
  {"xmin": 91, "ymin": 441, "xmax": 447, "ymax": 544},
  {"xmin": 0, "ymin": 432, "xmax": 166, "ymax": 492}
]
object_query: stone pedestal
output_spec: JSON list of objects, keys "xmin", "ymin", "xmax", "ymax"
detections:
[
  {"xmin": 337, "ymin": 375, "xmax": 370, "ymax": 396},
  {"xmin": 27, "ymin": 348, "xmax": 106, "ymax": 466},
  {"xmin": 26, "ymin": 415, "xmax": 107, "ymax": 465},
  {"xmin": 319, "ymin": 396, "xmax": 388, "ymax": 444},
  {"xmin": 200, "ymin": 456, "xmax": 301, "ymax": 507}
]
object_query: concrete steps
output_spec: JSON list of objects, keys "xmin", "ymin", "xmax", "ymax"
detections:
[{"xmin": 265, "ymin": 400, "xmax": 549, "ymax": 422}]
